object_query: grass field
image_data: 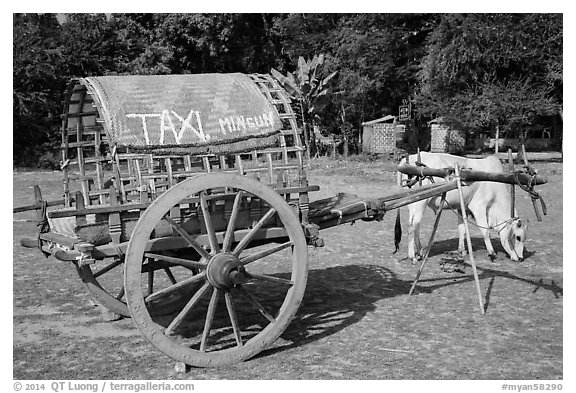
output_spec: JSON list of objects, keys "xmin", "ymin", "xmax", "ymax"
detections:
[{"xmin": 12, "ymin": 156, "xmax": 563, "ymax": 380}]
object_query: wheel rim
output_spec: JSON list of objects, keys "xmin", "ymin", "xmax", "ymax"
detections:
[
  {"xmin": 77, "ymin": 260, "xmax": 129, "ymax": 316},
  {"xmin": 125, "ymin": 173, "xmax": 308, "ymax": 367}
]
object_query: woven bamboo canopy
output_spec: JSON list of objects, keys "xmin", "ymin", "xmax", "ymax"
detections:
[{"xmin": 63, "ymin": 73, "xmax": 283, "ymax": 154}]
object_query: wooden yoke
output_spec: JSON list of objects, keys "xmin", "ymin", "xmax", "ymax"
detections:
[{"xmin": 397, "ymin": 164, "xmax": 548, "ymax": 186}]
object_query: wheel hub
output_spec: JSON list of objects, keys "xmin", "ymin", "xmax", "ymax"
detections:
[{"xmin": 206, "ymin": 253, "xmax": 250, "ymax": 289}]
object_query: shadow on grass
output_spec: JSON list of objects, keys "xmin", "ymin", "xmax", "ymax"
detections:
[
  {"xmin": 422, "ymin": 237, "xmax": 535, "ymax": 261},
  {"xmin": 253, "ymin": 258, "xmax": 562, "ymax": 361},
  {"xmin": 253, "ymin": 264, "xmax": 405, "ymax": 359}
]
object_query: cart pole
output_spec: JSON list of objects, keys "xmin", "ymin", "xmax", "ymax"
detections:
[
  {"xmin": 455, "ymin": 163, "xmax": 485, "ymax": 314},
  {"xmin": 409, "ymin": 193, "xmax": 447, "ymax": 295}
]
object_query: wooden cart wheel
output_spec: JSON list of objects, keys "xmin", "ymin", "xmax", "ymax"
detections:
[
  {"xmin": 77, "ymin": 261, "xmax": 130, "ymax": 316},
  {"xmin": 124, "ymin": 173, "xmax": 308, "ymax": 367},
  {"xmin": 77, "ymin": 256, "xmax": 200, "ymax": 318}
]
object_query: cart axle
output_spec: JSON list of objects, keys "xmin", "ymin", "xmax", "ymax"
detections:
[{"xmin": 206, "ymin": 253, "xmax": 251, "ymax": 289}]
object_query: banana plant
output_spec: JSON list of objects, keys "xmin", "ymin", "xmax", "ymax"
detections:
[{"xmin": 271, "ymin": 54, "xmax": 337, "ymax": 159}]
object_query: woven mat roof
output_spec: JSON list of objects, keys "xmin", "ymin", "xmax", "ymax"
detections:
[{"xmin": 70, "ymin": 73, "xmax": 282, "ymax": 152}]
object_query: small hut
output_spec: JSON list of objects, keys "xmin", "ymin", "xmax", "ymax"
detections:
[
  {"xmin": 362, "ymin": 115, "xmax": 404, "ymax": 154},
  {"xmin": 429, "ymin": 118, "xmax": 466, "ymax": 153}
]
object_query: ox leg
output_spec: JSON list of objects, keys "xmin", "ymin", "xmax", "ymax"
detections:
[
  {"xmin": 457, "ymin": 216, "xmax": 467, "ymax": 256},
  {"xmin": 481, "ymin": 227, "xmax": 497, "ymax": 261},
  {"xmin": 407, "ymin": 202, "xmax": 425, "ymax": 263},
  {"xmin": 470, "ymin": 206, "xmax": 497, "ymax": 261}
]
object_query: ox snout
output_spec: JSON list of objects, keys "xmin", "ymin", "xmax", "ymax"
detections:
[
  {"xmin": 509, "ymin": 241, "xmax": 525, "ymax": 262},
  {"xmin": 513, "ymin": 235, "xmax": 526, "ymax": 262},
  {"xmin": 510, "ymin": 219, "xmax": 527, "ymax": 262}
]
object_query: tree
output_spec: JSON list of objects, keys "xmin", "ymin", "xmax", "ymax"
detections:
[
  {"xmin": 13, "ymin": 13, "xmax": 65, "ymax": 166},
  {"xmin": 415, "ymin": 14, "xmax": 562, "ymax": 138},
  {"xmin": 271, "ymin": 14, "xmax": 339, "ymax": 61},
  {"xmin": 274, "ymin": 14, "xmax": 438, "ymax": 154},
  {"xmin": 151, "ymin": 13, "xmax": 283, "ymax": 74},
  {"xmin": 60, "ymin": 14, "xmax": 117, "ymax": 77},
  {"xmin": 107, "ymin": 14, "xmax": 173, "ymax": 75},
  {"xmin": 271, "ymin": 54, "xmax": 337, "ymax": 159}
]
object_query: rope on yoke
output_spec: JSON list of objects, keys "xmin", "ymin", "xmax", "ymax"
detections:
[
  {"xmin": 514, "ymin": 166, "xmax": 548, "ymax": 219},
  {"xmin": 402, "ymin": 160, "xmax": 436, "ymax": 188},
  {"xmin": 439, "ymin": 194, "xmax": 518, "ymax": 233}
]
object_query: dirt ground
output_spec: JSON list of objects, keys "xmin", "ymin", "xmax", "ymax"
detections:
[{"xmin": 12, "ymin": 156, "xmax": 563, "ymax": 380}]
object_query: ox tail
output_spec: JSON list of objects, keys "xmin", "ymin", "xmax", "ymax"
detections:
[
  {"xmin": 393, "ymin": 162, "xmax": 404, "ymax": 254},
  {"xmin": 394, "ymin": 209, "xmax": 401, "ymax": 253}
]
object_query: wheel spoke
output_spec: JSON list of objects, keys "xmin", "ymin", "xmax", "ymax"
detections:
[
  {"xmin": 222, "ymin": 191, "xmax": 243, "ymax": 252},
  {"xmin": 147, "ymin": 270, "xmax": 154, "ymax": 296},
  {"xmin": 200, "ymin": 192, "xmax": 220, "ymax": 254},
  {"xmin": 165, "ymin": 281, "xmax": 211, "ymax": 336},
  {"xmin": 164, "ymin": 268, "xmax": 177, "ymax": 285},
  {"xmin": 164, "ymin": 215, "xmax": 211, "ymax": 260},
  {"xmin": 200, "ymin": 288, "xmax": 220, "ymax": 352},
  {"xmin": 93, "ymin": 258, "xmax": 123, "ymax": 279},
  {"xmin": 238, "ymin": 286, "xmax": 276, "ymax": 324},
  {"xmin": 146, "ymin": 252, "xmax": 207, "ymax": 270},
  {"xmin": 225, "ymin": 291, "xmax": 243, "ymax": 348},
  {"xmin": 233, "ymin": 208, "xmax": 277, "ymax": 256},
  {"xmin": 146, "ymin": 272, "xmax": 206, "ymax": 304},
  {"xmin": 248, "ymin": 273, "xmax": 294, "ymax": 286},
  {"xmin": 240, "ymin": 241, "xmax": 293, "ymax": 266}
]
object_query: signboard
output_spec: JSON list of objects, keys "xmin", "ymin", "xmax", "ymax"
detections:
[{"xmin": 399, "ymin": 99, "xmax": 411, "ymax": 121}]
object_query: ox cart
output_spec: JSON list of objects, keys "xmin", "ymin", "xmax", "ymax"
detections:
[{"xmin": 14, "ymin": 73, "xmax": 547, "ymax": 368}]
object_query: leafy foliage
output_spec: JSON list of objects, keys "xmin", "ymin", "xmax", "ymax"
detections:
[
  {"xmin": 271, "ymin": 54, "xmax": 337, "ymax": 157},
  {"xmin": 272, "ymin": 14, "xmax": 438, "ymax": 152},
  {"xmin": 13, "ymin": 14, "xmax": 65, "ymax": 166},
  {"xmin": 12, "ymin": 13, "xmax": 562, "ymax": 166},
  {"xmin": 415, "ymin": 14, "xmax": 562, "ymax": 136}
]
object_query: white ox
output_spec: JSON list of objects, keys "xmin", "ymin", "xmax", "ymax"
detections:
[{"xmin": 397, "ymin": 152, "xmax": 527, "ymax": 262}]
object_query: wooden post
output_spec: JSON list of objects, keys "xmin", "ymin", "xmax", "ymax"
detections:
[
  {"xmin": 521, "ymin": 143, "xmax": 528, "ymax": 165},
  {"xmin": 300, "ymin": 100, "xmax": 311, "ymax": 161},
  {"xmin": 495, "ymin": 124, "xmax": 500, "ymax": 155},
  {"xmin": 33, "ymin": 185, "xmax": 44, "ymax": 222},
  {"xmin": 521, "ymin": 144, "xmax": 543, "ymax": 221},
  {"xmin": 508, "ymin": 148, "xmax": 515, "ymax": 217},
  {"xmin": 416, "ymin": 148, "xmax": 422, "ymax": 187},
  {"xmin": 409, "ymin": 193, "xmax": 446, "ymax": 295},
  {"xmin": 455, "ymin": 163, "xmax": 485, "ymax": 314}
]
